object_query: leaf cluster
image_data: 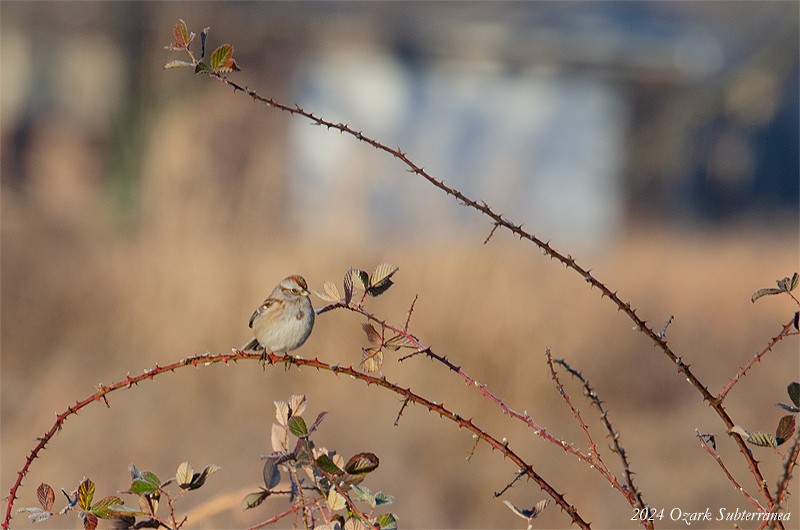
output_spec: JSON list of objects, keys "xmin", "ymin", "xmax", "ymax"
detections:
[{"xmin": 242, "ymin": 395, "xmax": 396, "ymax": 529}]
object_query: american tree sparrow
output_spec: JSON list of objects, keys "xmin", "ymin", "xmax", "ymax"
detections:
[{"xmin": 241, "ymin": 275, "xmax": 315, "ymax": 363}]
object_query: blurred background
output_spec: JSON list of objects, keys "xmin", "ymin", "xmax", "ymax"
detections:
[{"xmin": 2, "ymin": 2, "xmax": 798, "ymax": 528}]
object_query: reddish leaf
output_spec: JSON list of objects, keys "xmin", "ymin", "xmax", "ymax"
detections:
[
  {"xmin": 362, "ymin": 323, "xmax": 381, "ymax": 345},
  {"xmin": 37, "ymin": 483, "xmax": 55, "ymax": 511},
  {"xmin": 210, "ymin": 44, "xmax": 240, "ymax": 73},
  {"xmin": 344, "ymin": 452, "xmax": 379, "ymax": 475},
  {"xmin": 776, "ymin": 415, "xmax": 796, "ymax": 445},
  {"xmin": 82, "ymin": 512, "xmax": 98, "ymax": 530},
  {"xmin": 172, "ymin": 19, "xmax": 194, "ymax": 49}
]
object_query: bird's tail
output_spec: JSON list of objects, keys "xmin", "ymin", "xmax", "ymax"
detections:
[{"xmin": 240, "ymin": 337, "xmax": 262, "ymax": 351}]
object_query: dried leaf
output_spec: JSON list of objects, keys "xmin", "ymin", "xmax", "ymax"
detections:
[
  {"xmin": 343, "ymin": 271, "xmax": 354, "ymax": 305},
  {"xmin": 375, "ymin": 513, "xmax": 398, "ymax": 530},
  {"xmin": 19, "ymin": 507, "xmax": 52, "ymax": 523},
  {"xmin": 344, "ymin": 516, "xmax": 369, "ymax": 530},
  {"xmin": 385, "ymin": 333, "xmax": 416, "ymax": 349},
  {"xmin": 242, "ymin": 490, "xmax": 270, "ymax": 510},
  {"xmin": 288, "ymin": 394, "xmax": 307, "ymax": 417},
  {"xmin": 176, "ymin": 462, "xmax": 193, "ymax": 487},
  {"xmin": 778, "ymin": 273, "xmax": 798, "ymax": 292},
  {"xmin": 369, "ymin": 264, "xmax": 399, "ymax": 291},
  {"xmin": 37, "ymin": 483, "xmax": 55, "ymax": 511},
  {"xmin": 308, "ymin": 411, "xmax": 329, "ymax": 435},
  {"xmin": 503, "ymin": 498, "xmax": 550, "ymax": 520},
  {"xmin": 274, "ymin": 400, "xmax": 290, "ymax": 426},
  {"xmin": 316, "ymin": 281, "xmax": 341, "ymax": 302},
  {"xmin": 775, "ymin": 415, "xmax": 796, "ymax": 445},
  {"xmin": 182, "ymin": 464, "xmax": 219, "ymax": 490},
  {"xmin": 272, "ymin": 423, "xmax": 289, "ymax": 452},
  {"xmin": 746, "ymin": 431, "xmax": 778, "ymax": 447},
  {"xmin": 360, "ymin": 346, "xmax": 383, "ymax": 372},
  {"xmin": 348, "ymin": 268, "xmax": 369, "ymax": 291},
  {"xmin": 344, "ymin": 452, "xmax": 379, "ymax": 475},
  {"xmin": 729, "ymin": 425, "xmax": 751, "ymax": 439},
  {"xmin": 751, "ymin": 287, "xmax": 784, "ymax": 303},
  {"xmin": 200, "ymin": 27, "xmax": 209, "ymax": 59},
  {"xmin": 362, "ymin": 323, "xmax": 381, "ymax": 345},
  {"xmin": 326, "ymin": 488, "xmax": 347, "ymax": 511}
]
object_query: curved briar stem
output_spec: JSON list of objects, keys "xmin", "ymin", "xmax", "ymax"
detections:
[{"xmin": 2, "ymin": 351, "xmax": 591, "ymax": 530}]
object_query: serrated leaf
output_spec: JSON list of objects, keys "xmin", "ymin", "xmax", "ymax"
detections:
[
  {"xmin": 349, "ymin": 484, "xmax": 373, "ymax": 504},
  {"xmin": 373, "ymin": 491, "xmax": 395, "ymax": 506},
  {"xmin": 242, "ymin": 490, "xmax": 270, "ymax": 510},
  {"xmin": 142, "ymin": 471, "xmax": 161, "ymax": 488},
  {"xmin": 129, "ymin": 479, "xmax": 159, "ymax": 496},
  {"xmin": 308, "ymin": 410, "xmax": 329, "ymax": 435},
  {"xmin": 77, "ymin": 479, "xmax": 95, "ymax": 511},
  {"xmin": 82, "ymin": 511, "xmax": 98, "ymax": 530},
  {"xmin": 326, "ymin": 488, "xmax": 347, "ymax": 511},
  {"xmin": 344, "ymin": 518, "xmax": 369, "ymax": 530},
  {"xmin": 163, "ymin": 60, "xmax": 194, "ymax": 70},
  {"xmin": 343, "ymin": 271, "xmax": 353, "ymax": 305},
  {"xmin": 344, "ymin": 452, "xmax": 379, "ymax": 475},
  {"xmin": 347, "ymin": 268, "xmax": 369, "ymax": 291},
  {"xmin": 138, "ymin": 492, "xmax": 159, "ymax": 516},
  {"xmin": 176, "ymin": 462, "xmax": 194, "ymax": 486},
  {"xmin": 385, "ymin": 333, "xmax": 416, "ymax": 349},
  {"xmin": 210, "ymin": 44, "xmax": 240, "ymax": 73},
  {"xmin": 288, "ymin": 416, "xmax": 309, "ymax": 438},
  {"xmin": 778, "ymin": 273, "xmax": 798, "ymax": 292},
  {"xmin": 275, "ymin": 400, "xmax": 290, "ymax": 426},
  {"xmin": 360, "ymin": 346, "xmax": 383, "ymax": 372},
  {"xmin": 289, "ymin": 394, "xmax": 307, "ymax": 417},
  {"xmin": 729, "ymin": 425, "xmax": 751, "ymax": 439},
  {"xmin": 789, "ymin": 382, "xmax": 800, "ymax": 407},
  {"xmin": 751, "ymin": 287, "xmax": 784, "ymax": 303},
  {"xmin": 376, "ymin": 513, "xmax": 398, "ymax": 530},
  {"xmin": 775, "ymin": 415, "xmax": 796, "ymax": 445},
  {"xmin": 272, "ymin": 423, "xmax": 289, "ymax": 452},
  {"xmin": 790, "ymin": 272, "xmax": 799, "ymax": 291},
  {"xmin": 263, "ymin": 459, "xmax": 281, "ymax": 489},
  {"xmin": 369, "ymin": 264, "xmax": 399, "ymax": 290},
  {"xmin": 90, "ymin": 496, "xmax": 123, "ymax": 519},
  {"xmin": 20, "ymin": 507, "xmax": 52, "ymax": 523},
  {"xmin": 37, "ymin": 483, "xmax": 54, "ymax": 511},
  {"xmin": 316, "ymin": 454, "xmax": 344, "ymax": 475},
  {"xmin": 317, "ymin": 281, "xmax": 341, "ymax": 302},
  {"xmin": 172, "ymin": 19, "xmax": 193, "ymax": 49},
  {"xmin": 182, "ymin": 464, "xmax": 220, "ymax": 490},
  {"xmin": 747, "ymin": 431, "xmax": 778, "ymax": 447},
  {"xmin": 194, "ymin": 61, "xmax": 212, "ymax": 75},
  {"xmin": 362, "ymin": 323, "xmax": 381, "ymax": 345}
]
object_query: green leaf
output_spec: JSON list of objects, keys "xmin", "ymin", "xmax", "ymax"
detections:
[
  {"xmin": 779, "ymin": 273, "xmax": 798, "ymax": 292},
  {"xmin": 288, "ymin": 416, "xmax": 309, "ymax": 438},
  {"xmin": 344, "ymin": 453, "xmax": 379, "ymax": 475},
  {"xmin": 315, "ymin": 454, "xmax": 344, "ymax": 475},
  {"xmin": 37, "ymin": 483, "xmax": 55, "ymax": 511},
  {"xmin": 373, "ymin": 491, "xmax": 395, "ymax": 506},
  {"xmin": 77, "ymin": 479, "xmax": 95, "ymax": 511},
  {"xmin": 210, "ymin": 44, "xmax": 240, "ymax": 73},
  {"xmin": 129, "ymin": 479, "xmax": 159, "ymax": 496},
  {"xmin": 194, "ymin": 61, "xmax": 212, "ymax": 75},
  {"xmin": 375, "ymin": 513, "xmax": 398, "ymax": 530},
  {"xmin": 789, "ymin": 382, "xmax": 800, "ymax": 407},
  {"xmin": 90, "ymin": 496, "xmax": 123, "ymax": 519},
  {"xmin": 775, "ymin": 415, "xmax": 796, "ymax": 445},
  {"xmin": 142, "ymin": 471, "xmax": 161, "ymax": 488},
  {"xmin": 263, "ymin": 459, "xmax": 281, "ymax": 489},
  {"xmin": 242, "ymin": 490, "xmax": 270, "ymax": 510}
]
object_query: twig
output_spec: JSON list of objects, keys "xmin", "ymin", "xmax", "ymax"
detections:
[
  {"xmin": 551, "ymin": 355, "xmax": 647, "ymax": 514},
  {"xmin": 695, "ymin": 429, "xmax": 765, "ymax": 512},
  {"xmin": 717, "ymin": 319, "xmax": 798, "ymax": 402}
]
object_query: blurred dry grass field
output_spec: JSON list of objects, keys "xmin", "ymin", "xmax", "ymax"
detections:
[{"xmin": 2, "ymin": 183, "xmax": 797, "ymax": 528}]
